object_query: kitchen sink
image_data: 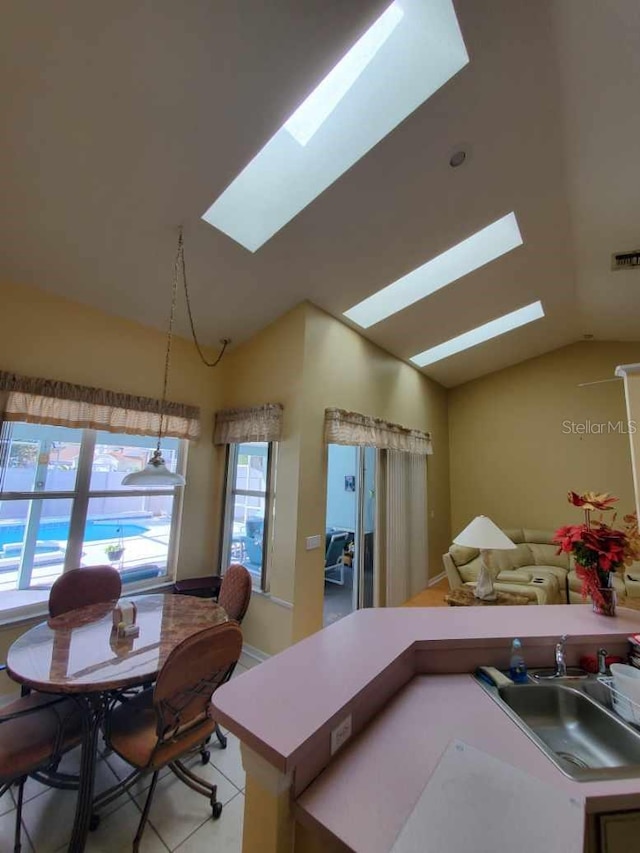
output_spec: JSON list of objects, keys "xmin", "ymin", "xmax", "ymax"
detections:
[
  {"xmin": 528, "ymin": 666, "xmax": 589, "ymax": 682},
  {"xmin": 480, "ymin": 680, "xmax": 640, "ymax": 781}
]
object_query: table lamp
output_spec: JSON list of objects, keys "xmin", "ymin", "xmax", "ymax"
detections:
[{"xmin": 453, "ymin": 516, "xmax": 516, "ymax": 601}]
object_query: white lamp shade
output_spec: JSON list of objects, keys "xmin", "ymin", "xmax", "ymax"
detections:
[{"xmin": 453, "ymin": 516, "xmax": 516, "ymax": 550}]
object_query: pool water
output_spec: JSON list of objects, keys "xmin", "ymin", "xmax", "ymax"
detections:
[{"xmin": 0, "ymin": 520, "xmax": 149, "ymax": 548}]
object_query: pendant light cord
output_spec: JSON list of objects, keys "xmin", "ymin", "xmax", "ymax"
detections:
[
  {"xmin": 154, "ymin": 232, "xmax": 182, "ymax": 453},
  {"xmin": 177, "ymin": 227, "xmax": 230, "ymax": 368},
  {"xmin": 155, "ymin": 227, "xmax": 229, "ymax": 453}
]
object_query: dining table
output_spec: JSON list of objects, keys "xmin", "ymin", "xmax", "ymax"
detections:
[{"xmin": 6, "ymin": 592, "xmax": 228, "ymax": 852}]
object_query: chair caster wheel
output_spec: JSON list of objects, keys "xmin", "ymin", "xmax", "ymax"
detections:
[
  {"xmin": 89, "ymin": 814, "xmax": 100, "ymax": 831},
  {"xmin": 211, "ymin": 800, "xmax": 223, "ymax": 820},
  {"xmin": 200, "ymin": 750, "xmax": 210, "ymax": 765}
]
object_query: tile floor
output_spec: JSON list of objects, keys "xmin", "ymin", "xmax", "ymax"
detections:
[{"xmin": 1, "ymin": 652, "xmax": 262, "ymax": 852}]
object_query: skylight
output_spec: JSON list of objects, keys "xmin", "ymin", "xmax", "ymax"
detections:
[
  {"xmin": 410, "ymin": 300, "xmax": 545, "ymax": 368},
  {"xmin": 343, "ymin": 213, "xmax": 523, "ymax": 328},
  {"xmin": 283, "ymin": 4, "xmax": 404, "ymax": 147},
  {"xmin": 202, "ymin": 0, "xmax": 469, "ymax": 252}
]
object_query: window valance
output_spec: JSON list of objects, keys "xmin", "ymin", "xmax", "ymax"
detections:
[
  {"xmin": 324, "ymin": 408, "xmax": 432, "ymax": 455},
  {"xmin": 0, "ymin": 371, "xmax": 201, "ymax": 440},
  {"xmin": 214, "ymin": 404, "xmax": 283, "ymax": 445}
]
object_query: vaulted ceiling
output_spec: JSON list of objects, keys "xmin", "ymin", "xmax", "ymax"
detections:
[{"xmin": 1, "ymin": 0, "xmax": 639, "ymax": 387}]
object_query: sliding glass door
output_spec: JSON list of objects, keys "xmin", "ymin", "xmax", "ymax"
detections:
[{"xmin": 324, "ymin": 444, "xmax": 376, "ymax": 626}]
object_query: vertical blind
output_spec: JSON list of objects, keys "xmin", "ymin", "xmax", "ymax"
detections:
[{"xmin": 383, "ymin": 450, "xmax": 428, "ymax": 607}]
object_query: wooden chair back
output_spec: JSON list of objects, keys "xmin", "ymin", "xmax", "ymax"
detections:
[
  {"xmin": 218, "ymin": 564, "xmax": 252, "ymax": 624},
  {"xmin": 153, "ymin": 621, "xmax": 242, "ymax": 742},
  {"xmin": 49, "ymin": 565, "xmax": 122, "ymax": 617}
]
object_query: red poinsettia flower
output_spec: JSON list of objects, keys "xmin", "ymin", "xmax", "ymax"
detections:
[
  {"xmin": 567, "ymin": 491, "xmax": 618, "ymax": 512},
  {"xmin": 555, "ymin": 496, "xmax": 638, "ymax": 605}
]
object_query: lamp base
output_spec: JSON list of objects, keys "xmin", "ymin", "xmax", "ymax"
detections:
[{"xmin": 474, "ymin": 550, "xmax": 497, "ymax": 600}]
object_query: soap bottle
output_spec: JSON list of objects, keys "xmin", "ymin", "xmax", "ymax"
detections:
[{"xmin": 509, "ymin": 638, "xmax": 528, "ymax": 683}]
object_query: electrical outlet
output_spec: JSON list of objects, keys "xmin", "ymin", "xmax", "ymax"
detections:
[
  {"xmin": 330, "ymin": 714, "xmax": 352, "ymax": 755},
  {"xmin": 305, "ymin": 535, "xmax": 322, "ymax": 550}
]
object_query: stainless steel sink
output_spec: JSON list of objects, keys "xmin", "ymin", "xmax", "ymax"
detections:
[{"xmin": 483, "ymin": 681, "xmax": 640, "ymax": 781}]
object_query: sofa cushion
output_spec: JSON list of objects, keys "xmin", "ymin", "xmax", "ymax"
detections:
[
  {"xmin": 449, "ymin": 544, "xmax": 479, "ymax": 568},
  {"xmin": 496, "ymin": 570, "xmax": 533, "ymax": 583},
  {"xmin": 458, "ymin": 555, "xmax": 483, "ymax": 583},
  {"xmin": 491, "ymin": 543, "xmax": 533, "ymax": 573},
  {"xmin": 530, "ymin": 565, "xmax": 569, "ymax": 584},
  {"xmin": 528, "ymin": 543, "xmax": 569, "ymax": 570}
]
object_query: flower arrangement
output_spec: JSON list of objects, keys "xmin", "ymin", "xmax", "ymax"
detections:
[{"xmin": 553, "ymin": 491, "xmax": 640, "ymax": 611}]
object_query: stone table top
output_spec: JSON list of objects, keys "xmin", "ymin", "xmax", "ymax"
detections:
[
  {"xmin": 7, "ymin": 593, "xmax": 227, "ymax": 694},
  {"xmin": 444, "ymin": 587, "xmax": 530, "ymax": 606}
]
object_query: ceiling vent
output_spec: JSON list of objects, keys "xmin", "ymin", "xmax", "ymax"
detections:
[{"xmin": 611, "ymin": 250, "xmax": 640, "ymax": 271}]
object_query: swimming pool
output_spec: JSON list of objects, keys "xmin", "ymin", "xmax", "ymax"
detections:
[{"xmin": 0, "ymin": 519, "xmax": 149, "ymax": 549}]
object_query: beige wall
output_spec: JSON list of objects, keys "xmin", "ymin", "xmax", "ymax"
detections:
[
  {"xmin": 0, "ymin": 278, "xmax": 224, "ymax": 688},
  {"xmin": 449, "ymin": 341, "xmax": 640, "ymax": 535},
  {"xmin": 292, "ymin": 304, "xmax": 450, "ymax": 641},
  {"xmin": 214, "ymin": 304, "xmax": 307, "ymax": 654},
  {"xmin": 618, "ymin": 368, "xmax": 640, "ymax": 522},
  {"xmin": 0, "ymin": 278, "xmax": 222, "ymax": 579},
  {"xmin": 218, "ymin": 303, "xmax": 451, "ymax": 650}
]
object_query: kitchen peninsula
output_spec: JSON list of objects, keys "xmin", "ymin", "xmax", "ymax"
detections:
[{"xmin": 212, "ymin": 605, "xmax": 640, "ymax": 853}]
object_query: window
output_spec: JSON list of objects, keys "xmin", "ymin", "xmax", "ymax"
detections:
[
  {"xmin": 220, "ymin": 441, "xmax": 275, "ymax": 590},
  {"xmin": 0, "ymin": 421, "xmax": 185, "ymax": 592}
]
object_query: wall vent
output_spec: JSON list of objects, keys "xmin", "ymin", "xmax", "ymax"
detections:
[{"xmin": 612, "ymin": 250, "xmax": 640, "ymax": 271}]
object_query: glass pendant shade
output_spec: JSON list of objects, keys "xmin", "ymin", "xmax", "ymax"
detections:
[{"xmin": 122, "ymin": 450, "xmax": 185, "ymax": 487}]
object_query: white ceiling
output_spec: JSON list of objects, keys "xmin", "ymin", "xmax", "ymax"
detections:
[{"xmin": 1, "ymin": 0, "xmax": 639, "ymax": 387}]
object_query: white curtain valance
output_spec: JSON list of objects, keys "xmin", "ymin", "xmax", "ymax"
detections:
[
  {"xmin": 324, "ymin": 408, "xmax": 432, "ymax": 455},
  {"xmin": 0, "ymin": 371, "xmax": 201, "ymax": 441},
  {"xmin": 214, "ymin": 404, "xmax": 283, "ymax": 445}
]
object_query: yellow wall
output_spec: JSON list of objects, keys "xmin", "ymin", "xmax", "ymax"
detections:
[
  {"xmin": 0, "ymin": 278, "xmax": 225, "ymax": 691},
  {"xmin": 218, "ymin": 302, "xmax": 451, "ymax": 651},
  {"xmin": 449, "ymin": 341, "xmax": 640, "ymax": 534},
  {"xmin": 291, "ymin": 304, "xmax": 450, "ymax": 641},
  {"xmin": 3, "ymin": 279, "xmax": 637, "ymax": 669},
  {"xmin": 0, "ymin": 278, "xmax": 222, "ymax": 579},
  {"xmin": 215, "ymin": 304, "xmax": 307, "ymax": 654},
  {"xmin": 619, "ymin": 369, "xmax": 640, "ymax": 521}
]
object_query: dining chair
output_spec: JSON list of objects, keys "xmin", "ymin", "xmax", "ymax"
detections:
[
  {"xmin": 218, "ymin": 563, "xmax": 252, "ymax": 624},
  {"xmin": 97, "ymin": 621, "xmax": 243, "ymax": 851},
  {"xmin": 0, "ymin": 691, "xmax": 83, "ymax": 853},
  {"xmin": 49, "ymin": 565, "xmax": 122, "ymax": 617},
  {"xmin": 208, "ymin": 564, "xmax": 252, "ymax": 753}
]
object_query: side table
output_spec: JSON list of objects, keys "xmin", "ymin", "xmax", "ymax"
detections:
[{"xmin": 444, "ymin": 587, "xmax": 530, "ymax": 607}]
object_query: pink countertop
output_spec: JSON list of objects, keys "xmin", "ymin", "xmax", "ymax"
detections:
[
  {"xmin": 295, "ymin": 674, "xmax": 640, "ymax": 853},
  {"xmin": 212, "ymin": 605, "xmax": 640, "ymax": 772}
]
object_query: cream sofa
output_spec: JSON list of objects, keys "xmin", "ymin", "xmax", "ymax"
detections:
[
  {"xmin": 443, "ymin": 528, "xmax": 569, "ymax": 604},
  {"xmin": 443, "ymin": 527, "xmax": 629, "ymax": 604}
]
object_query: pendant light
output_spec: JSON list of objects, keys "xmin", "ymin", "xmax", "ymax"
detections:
[
  {"xmin": 122, "ymin": 227, "xmax": 230, "ymax": 487},
  {"xmin": 122, "ymin": 232, "xmax": 185, "ymax": 487}
]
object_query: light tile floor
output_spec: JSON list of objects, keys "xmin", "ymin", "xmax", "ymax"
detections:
[{"xmin": 0, "ymin": 657, "xmax": 260, "ymax": 853}]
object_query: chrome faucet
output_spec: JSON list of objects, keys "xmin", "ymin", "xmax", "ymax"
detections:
[
  {"xmin": 555, "ymin": 634, "xmax": 568, "ymax": 677},
  {"xmin": 597, "ymin": 648, "xmax": 608, "ymax": 676}
]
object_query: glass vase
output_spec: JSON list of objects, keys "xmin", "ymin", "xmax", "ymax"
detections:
[{"xmin": 592, "ymin": 586, "xmax": 616, "ymax": 617}]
